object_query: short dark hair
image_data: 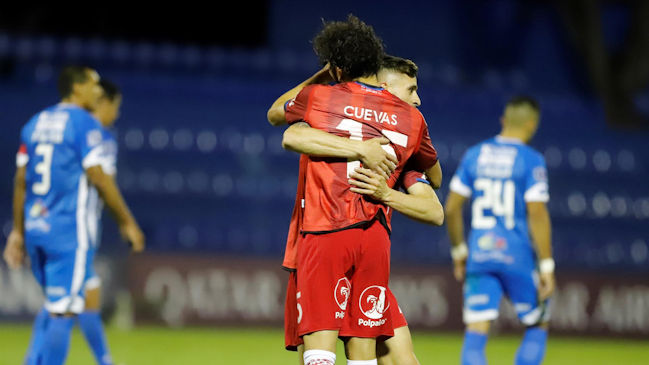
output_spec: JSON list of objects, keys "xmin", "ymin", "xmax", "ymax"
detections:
[
  {"xmin": 381, "ymin": 55, "xmax": 418, "ymax": 78},
  {"xmin": 313, "ymin": 14, "xmax": 384, "ymax": 80},
  {"xmin": 99, "ymin": 79, "xmax": 121, "ymax": 101},
  {"xmin": 58, "ymin": 66, "xmax": 91, "ymax": 98},
  {"xmin": 507, "ymin": 95, "xmax": 540, "ymax": 113}
]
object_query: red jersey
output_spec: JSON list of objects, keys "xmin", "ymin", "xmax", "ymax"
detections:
[
  {"xmin": 281, "ymin": 161, "xmax": 430, "ymax": 270},
  {"xmin": 285, "ymin": 81, "xmax": 437, "ymax": 234},
  {"xmin": 282, "ymin": 155, "xmax": 307, "ymax": 271}
]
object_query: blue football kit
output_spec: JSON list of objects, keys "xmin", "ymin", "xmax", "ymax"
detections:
[
  {"xmin": 450, "ymin": 135, "xmax": 551, "ymax": 326},
  {"xmin": 17, "ymin": 103, "xmax": 112, "ymax": 314}
]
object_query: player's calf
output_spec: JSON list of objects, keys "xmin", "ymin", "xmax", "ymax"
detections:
[
  {"xmin": 515, "ymin": 323, "xmax": 548, "ymax": 365},
  {"xmin": 79, "ymin": 285, "xmax": 114, "ymax": 365},
  {"xmin": 303, "ymin": 330, "xmax": 338, "ymax": 365},
  {"xmin": 42, "ymin": 312, "xmax": 76, "ymax": 365},
  {"xmin": 462, "ymin": 321, "xmax": 490, "ymax": 365},
  {"xmin": 378, "ymin": 326, "xmax": 420, "ymax": 365}
]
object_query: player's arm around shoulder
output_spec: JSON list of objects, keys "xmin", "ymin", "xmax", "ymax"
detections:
[
  {"xmin": 349, "ymin": 167, "xmax": 444, "ymax": 226},
  {"xmin": 282, "ymin": 122, "xmax": 398, "ymax": 179},
  {"xmin": 425, "ymin": 161, "xmax": 442, "ymax": 189},
  {"xmin": 267, "ymin": 65, "xmax": 333, "ymax": 126}
]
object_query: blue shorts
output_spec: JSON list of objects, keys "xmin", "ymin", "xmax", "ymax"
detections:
[
  {"xmin": 26, "ymin": 239, "xmax": 93, "ymax": 314},
  {"xmin": 463, "ymin": 269, "xmax": 551, "ymax": 326}
]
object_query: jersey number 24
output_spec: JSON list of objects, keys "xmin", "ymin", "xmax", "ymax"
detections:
[{"xmin": 472, "ymin": 178, "xmax": 515, "ymax": 230}]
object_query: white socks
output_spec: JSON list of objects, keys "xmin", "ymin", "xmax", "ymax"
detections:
[
  {"xmin": 304, "ymin": 349, "xmax": 336, "ymax": 365},
  {"xmin": 303, "ymin": 349, "xmax": 377, "ymax": 365}
]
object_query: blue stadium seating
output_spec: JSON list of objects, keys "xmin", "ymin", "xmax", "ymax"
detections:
[{"xmin": 0, "ymin": 34, "xmax": 646, "ymax": 272}]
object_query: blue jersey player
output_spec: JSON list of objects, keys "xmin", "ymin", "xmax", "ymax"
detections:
[
  {"xmin": 3, "ymin": 66, "xmax": 144, "ymax": 365},
  {"xmin": 67, "ymin": 79, "xmax": 121, "ymax": 365},
  {"xmin": 445, "ymin": 96, "xmax": 554, "ymax": 365}
]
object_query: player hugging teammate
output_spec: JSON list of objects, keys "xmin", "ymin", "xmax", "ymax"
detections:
[{"xmin": 267, "ymin": 15, "xmax": 444, "ymax": 365}]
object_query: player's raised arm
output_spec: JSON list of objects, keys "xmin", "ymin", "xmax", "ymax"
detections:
[
  {"xmin": 282, "ymin": 122, "xmax": 398, "ymax": 179},
  {"xmin": 3, "ymin": 165, "xmax": 27, "ymax": 269},
  {"xmin": 349, "ymin": 167, "xmax": 444, "ymax": 226},
  {"xmin": 266, "ymin": 65, "xmax": 333, "ymax": 126},
  {"xmin": 85, "ymin": 165, "xmax": 144, "ymax": 252}
]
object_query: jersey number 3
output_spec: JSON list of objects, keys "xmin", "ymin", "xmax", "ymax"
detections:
[
  {"xmin": 33, "ymin": 143, "xmax": 54, "ymax": 195},
  {"xmin": 472, "ymin": 178, "xmax": 515, "ymax": 230}
]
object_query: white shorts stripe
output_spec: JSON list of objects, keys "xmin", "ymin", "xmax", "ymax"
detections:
[
  {"xmin": 463, "ymin": 308, "xmax": 499, "ymax": 323},
  {"xmin": 69, "ymin": 174, "xmax": 90, "ymax": 313}
]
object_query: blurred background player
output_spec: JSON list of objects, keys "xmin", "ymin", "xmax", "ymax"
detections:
[
  {"xmin": 269, "ymin": 55, "xmax": 442, "ymax": 365},
  {"xmin": 444, "ymin": 96, "xmax": 554, "ymax": 365},
  {"xmin": 280, "ymin": 16, "xmax": 443, "ymax": 365},
  {"xmin": 71, "ymin": 79, "xmax": 123, "ymax": 365},
  {"xmin": 3, "ymin": 66, "xmax": 145, "ymax": 365}
]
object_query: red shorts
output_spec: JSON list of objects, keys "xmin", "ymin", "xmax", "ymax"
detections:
[
  {"xmin": 284, "ymin": 270, "xmax": 303, "ymax": 351},
  {"xmin": 297, "ymin": 220, "xmax": 393, "ymax": 339},
  {"xmin": 386, "ymin": 288, "xmax": 408, "ymax": 330},
  {"xmin": 285, "ymin": 274, "xmax": 407, "ymax": 351}
]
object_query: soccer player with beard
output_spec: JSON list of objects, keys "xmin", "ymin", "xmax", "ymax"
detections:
[
  {"xmin": 269, "ymin": 55, "xmax": 440, "ymax": 365},
  {"xmin": 268, "ymin": 16, "xmax": 443, "ymax": 365}
]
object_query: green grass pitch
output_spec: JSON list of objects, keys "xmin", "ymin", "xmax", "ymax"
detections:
[{"xmin": 0, "ymin": 324, "xmax": 646, "ymax": 364}]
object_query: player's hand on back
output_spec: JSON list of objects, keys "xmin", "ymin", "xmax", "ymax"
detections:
[
  {"xmin": 3, "ymin": 230, "xmax": 25, "ymax": 269},
  {"xmin": 349, "ymin": 167, "xmax": 391, "ymax": 201},
  {"xmin": 538, "ymin": 272, "xmax": 555, "ymax": 301},
  {"xmin": 359, "ymin": 137, "xmax": 398, "ymax": 179},
  {"xmin": 120, "ymin": 221, "xmax": 145, "ymax": 253}
]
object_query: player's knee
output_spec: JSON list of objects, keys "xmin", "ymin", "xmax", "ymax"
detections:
[
  {"xmin": 84, "ymin": 287, "xmax": 101, "ymax": 311},
  {"xmin": 345, "ymin": 337, "xmax": 376, "ymax": 360},
  {"xmin": 466, "ymin": 320, "xmax": 491, "ymax": 334}
]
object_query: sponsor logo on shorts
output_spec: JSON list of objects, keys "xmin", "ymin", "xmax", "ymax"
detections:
[
  {"xmin": 358, "ymin": 317, "xmax": 387, "ymax": 327},
  {"xmin": 334, "ymin": 277, "xmax": 351, "ymax": 310},
  {"xmin": 359, "ymin": 285, "xmax": 389, "ymax": 320}
]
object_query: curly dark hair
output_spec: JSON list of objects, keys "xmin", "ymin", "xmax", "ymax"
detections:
[{"xmin": 312, "ymin": 15, "xmax": 384, "ymax": 80}]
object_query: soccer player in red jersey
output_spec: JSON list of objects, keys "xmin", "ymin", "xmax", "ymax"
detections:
[
  {"xmin": 276, "ymin": 56, "xmax": 439, "ymax": 365},
  {"xmin": 270, "ymin": 16, "xmax": 443, "ymax": 365}
]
